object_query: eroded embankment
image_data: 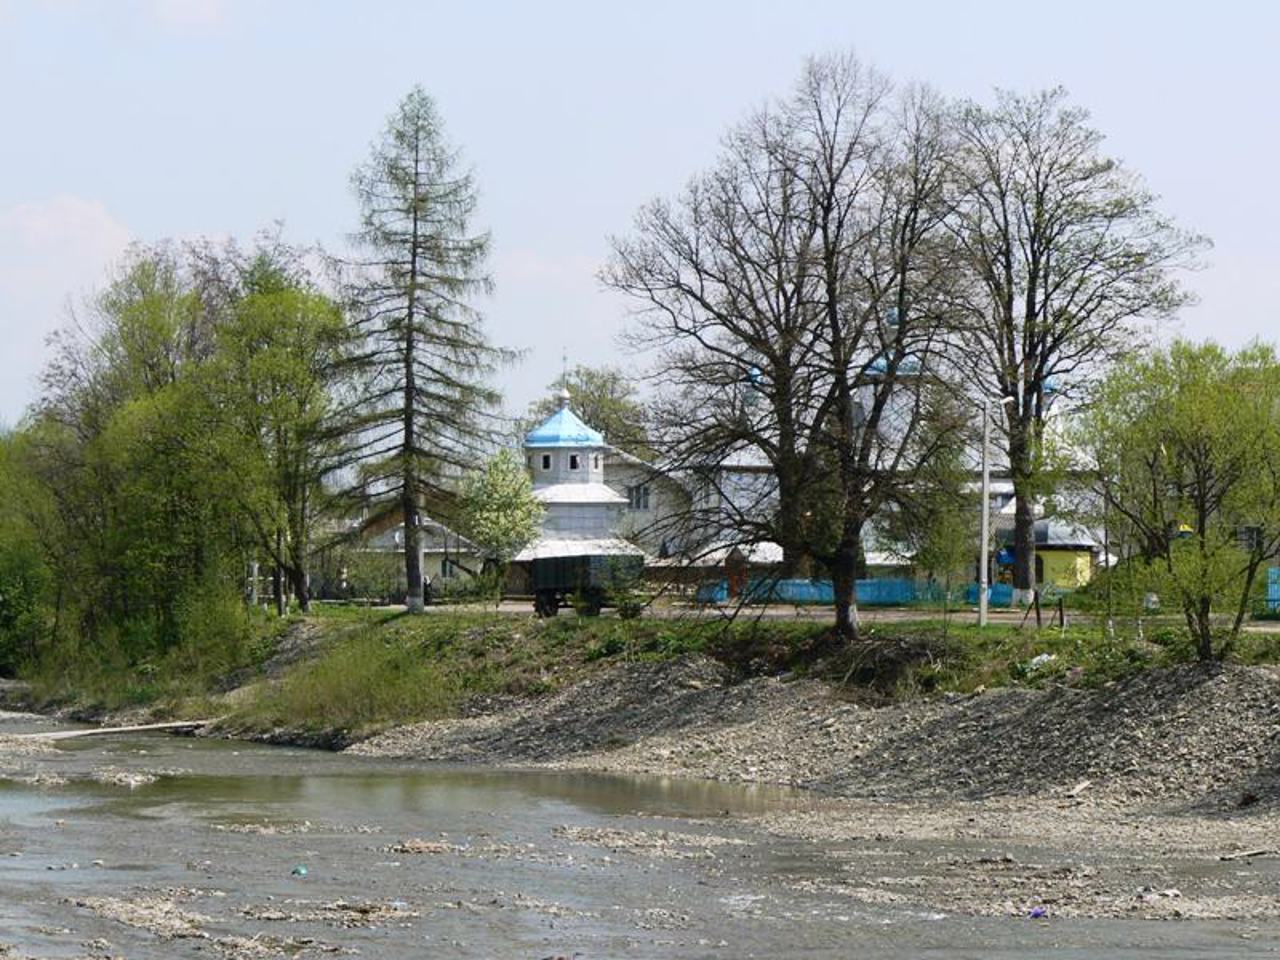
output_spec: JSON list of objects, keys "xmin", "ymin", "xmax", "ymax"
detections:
[{"xmin": 350, "ymin": 657, "xmax": 1280, "ymax": 808}]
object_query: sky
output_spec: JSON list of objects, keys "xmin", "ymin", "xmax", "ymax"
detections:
[{"xmin": 1, "ymin": 0, "xmax": 1277, "ymax": 425}]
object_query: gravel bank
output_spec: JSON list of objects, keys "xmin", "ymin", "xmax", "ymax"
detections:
[
  {"xmin": 347, "ymin": 657, "xmax": 1280, "ymax": 921},
  {"xmin": 352, "ymin": 658, "xmax": 1280, "ymax": 808}
]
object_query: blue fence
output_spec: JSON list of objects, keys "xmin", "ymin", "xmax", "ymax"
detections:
[
  {"xmin": 962, "ymin": 582, "xmax": 1014, "ymax": 608},
  {"xmin": 694, "ymin": 577, "xmax": 948, "ymax": 607},
  {"xmin": 1268, "ymin": 567, "xmax": 1280, "ymax": 613}
]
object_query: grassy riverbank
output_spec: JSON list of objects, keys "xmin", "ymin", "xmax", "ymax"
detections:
[{"xmin": 17, "ymin": 603, "xmax": 1280, "ymax": 741}]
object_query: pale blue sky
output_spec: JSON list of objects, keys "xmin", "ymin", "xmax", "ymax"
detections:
[{"xmin": 1, "ymin": 0, "xmax": 1276, "ymax": 423}]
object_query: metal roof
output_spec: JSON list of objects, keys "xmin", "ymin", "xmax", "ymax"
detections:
[
  {"xmin": 513, "ymin": 537, "xmax": 646, "ymax": 562},
  {"xmin": 1034, "ymin": 520, "xmax": 1099, "ymax": 549},
  {"xmin": 533, "ymin": 482, "xmax": 627, "ymax": 505},
  {"xmin": 524, "ymin": 407, "xmax": 606, "ymax": 448},
  {"xmin": 995, "ymin": 518, "xmax": 1099, "ymax": 549}
]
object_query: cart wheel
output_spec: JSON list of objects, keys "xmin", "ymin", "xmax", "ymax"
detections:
[{"xmin": 534, "ymin": 590, "xmax": 559, "ymax": 618}]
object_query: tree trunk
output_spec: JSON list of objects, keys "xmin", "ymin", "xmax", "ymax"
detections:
[
  {"xmin": 289, "ymin": 495, "xmax": 311, "ymax": 614},
  {"xmin": 1011, "ymin": 461, "xmax": 1037, "ymax": 602},
  {"xmin": 290, "ymin": 566, "xmax": 310, "ymax": 614},
  {"xmin": 1195, "ymin": 595, "xmax": 1214, "ymax": 661},
  {"xmin": 402, "ymin": 490, "xmax": 423, "ymax": 613},
  {"xmin": 832, "ymin": 526, "xmax": 862, "ymax": 640},
  {"xmin": 272, "ymin": 529, "xmax": 285, "ymax": 617}
]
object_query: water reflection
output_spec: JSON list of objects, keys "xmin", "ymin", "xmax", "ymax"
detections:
[{"xmin": 5, "ymin": 725, "xmax": 803, "ymax": 825}]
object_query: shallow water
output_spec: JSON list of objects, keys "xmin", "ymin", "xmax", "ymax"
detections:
[{"xmin": 0, "ymin": 712, "xmax": 1276, "ymax": 958}]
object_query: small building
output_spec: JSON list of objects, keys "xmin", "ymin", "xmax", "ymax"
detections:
[
  {"xmin": 361, "ymin": 516, "xmax": 482, "ymax": 585},
  {"xmin": 514, "ymin": 390, "xmax": 645, "ymax": 614},
  {"xmin": 311, "ymin": 511, "xmax": 482, "ymax": 602},
  {"xmin": 996, "ymin": 519, "xmax": 1100, "ymax": 590},
  {"xmin": 603, "ymin": 448, "xmax": 692, "ymax": 559}
]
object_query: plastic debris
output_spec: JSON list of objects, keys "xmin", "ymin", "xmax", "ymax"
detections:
[
  {"xmin": 290, "ymin": 864, "xmax": 308, "ymax": 877},
  {"xmin": 1026, "ymin": 653, "xmax": 1057, "ymax": 674},
  {"xmin": 1028, "ymin": 906, "xmax": 1048, "ymax": 919}
]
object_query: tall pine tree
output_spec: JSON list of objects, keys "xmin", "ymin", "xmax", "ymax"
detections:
[{"xmin": 340, "ymin": 87, "xmax": 507, "ymax": 612}]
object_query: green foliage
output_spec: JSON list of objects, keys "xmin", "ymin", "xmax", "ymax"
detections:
[
  {"xmin": 339, "ymin": 551, "xmax": 406, "ymax": 603},
  {"xmin": 457, "ymin": 449, "xmax": 543, "ymax": 564},
  {"xmin": 0, "ymin": 431, "xmax": 53, "ymax": 674},
  {"xmin": 25, "ymin": 585, "xmax": 273, "ymax": 713},
  {"xmin": 523, "ymin": 365, "xmax": 653, "ymax": 459},
  {"xmin": 241, "ymin": 629, "xmax": 465, "ymax": 734},
  {"xmin": 26, "ymin": 246, "xmax": 244, "ymax": 655},
  {"xmin": 602, "ymin": 557, "xmax": 646, "ymax": 619},
  {"xmin": 1075, "ymin": 340, "xmax": 1280, "ymax": 658},
  {"xmin": 194, "ymin": 248, "xmax": 349, "ymax": 609},
  {"xmin": 0, "ymin": 537, "xmax": 49, "ymax": 675},
  {"xmin": 10, "ymin": 237, "xmax": 353, "ymax": 689}
]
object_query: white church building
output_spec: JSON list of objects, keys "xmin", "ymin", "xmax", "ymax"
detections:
[{"xmin": 513, "ymin": 390, "xmax": 645, "ymax": 613}]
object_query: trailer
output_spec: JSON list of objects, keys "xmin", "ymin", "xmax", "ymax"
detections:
[{"xmin": 529, "ymin": 553, "xmax": 644, "ymax": 617}]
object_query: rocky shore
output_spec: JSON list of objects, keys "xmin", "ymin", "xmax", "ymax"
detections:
[
  {"xmin": 10, "ymin": 656, "xmax": 1280, "ymax": 929},
  {"xmin": 345, "ymin": 656, "xmax": 1280, "ymax": 922},
  {"xmin": 351, "ymin": 656, "xmax": 1280, "ymax": 809}
]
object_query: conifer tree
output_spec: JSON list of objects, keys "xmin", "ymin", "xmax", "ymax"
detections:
[{"xmin": 339, "ymin": 87, "xmax": 508, "ymax": 612}]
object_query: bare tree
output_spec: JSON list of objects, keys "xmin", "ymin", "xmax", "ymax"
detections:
[
  {"xmin": 946, "ymin": 87, "xmax": 1205, "ymax": 601},
  {"xmin": 606, "ymin": 54, "xmax": 963, "ymax": 637}
]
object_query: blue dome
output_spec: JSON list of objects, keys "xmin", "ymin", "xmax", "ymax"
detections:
[
  {"xmin": 524, "ymin": 407, "xmax": 606, "ymax": 448},
  {"xmin": 866, "ymin": 353, "xmax": 922, "ymax": 379}
]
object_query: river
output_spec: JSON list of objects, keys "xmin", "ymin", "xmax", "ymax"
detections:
[{"xmin": 0, "ymin": 710, "xmax": 1275, "ymax": 958}]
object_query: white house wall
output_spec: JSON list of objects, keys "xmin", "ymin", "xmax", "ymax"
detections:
[
  {"xmin": 605, "ymin": 458, "xmax": 693, "ymax": 556},
  {"xmin": 541, "ymin": 502, "xmax": 624, "ymax": 539}
]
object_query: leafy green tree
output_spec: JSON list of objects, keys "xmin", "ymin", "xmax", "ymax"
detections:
[
  {"xmin": 524, "ymin": 365, "xmax": 652, "ymax": 459},
  {"xmin": 197, "ymin": 251, "xmax": 348, "ymax": 613},
  {"xmin": 0, "ymin": 431, "xmax": 53, "ymax": 672},
  {"xmin": 32, "ymin": 246, "xmax": 229, "ymax": 650},
  {"xmin": 948, "ymin": 88, "xmax": 1206, "ymax": 602},
  {"xmin": 1076, "ymin": 341, "xmax": 1280, "ymax": 659},
  {"xmin": 457, "ymin": 449, "xmax": 544, "ymax": 589},
  {"xmin": 338, "ymin": 86, "xmax": 511, "ymax": 613}
]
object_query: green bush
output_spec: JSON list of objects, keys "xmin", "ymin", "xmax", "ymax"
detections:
[
  {"xmin": 24, "ymin": 583, "xmax": 274, "ymax": 712},
  {"xmin": 241, "ymin": 628, "xmax": 464, "ymax": 733},
  {"xmin": 0, "ymin": 538, "xmax": 50, "ymax": 675},
  {"xmin": 343, "ymin": 551, "xmax": 405, "ymax": 602},
  {"xmin": 433, "ymin": 568, "xmax": 502, "ymax": 604}
]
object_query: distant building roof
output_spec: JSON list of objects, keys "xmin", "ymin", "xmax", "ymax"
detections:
[
  {"xmin": 1035, "ymin": 520, "xmax": 1099, "ymax": 549},
  {"xmin": 690, "ymin": 541, "xmax": 785, "ymax": 567},
  {"xmin": 524, "ymin": 406, "xmax": 606, "ymax": 448},
  {"xmin": 513, "ymin": 537, "xmax": 645, "ymax": 562},
  {"xmin": 996, "ymin": 518, "xmax": 1099, "ymax": 550},
  {"xmin": 533, "ymin": 482, "xmax": 627, "ymax": 505},
  {"xmin": 361, "ymin": 518, "xmax": 478, "ymax": 555}
]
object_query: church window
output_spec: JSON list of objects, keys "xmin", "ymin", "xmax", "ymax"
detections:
[{"xmin": 627, "ymin": 483, "xmax": 651, "ymax": 511}]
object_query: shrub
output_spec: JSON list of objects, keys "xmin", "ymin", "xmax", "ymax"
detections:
[{"xmin": 0, "ymin": 538, "xmax": 50, "ymax": 675}]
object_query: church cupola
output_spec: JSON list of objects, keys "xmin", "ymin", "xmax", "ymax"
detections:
[{"xmin": 523, "ymin": 389, "xmax": 608, "ymax": 486}]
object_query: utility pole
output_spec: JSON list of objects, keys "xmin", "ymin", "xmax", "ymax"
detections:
[
  {"xmin": 979, "ymin": 398, "xmax": 992, "ymax": 628},
  {"xmin": 979, "ymin": 396, "xmax": 1014, "ymax": 627}
]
